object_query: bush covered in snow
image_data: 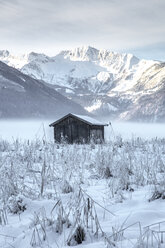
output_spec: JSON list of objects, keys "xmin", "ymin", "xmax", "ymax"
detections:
[{"xmin": 7, "ymin": 195, "xmax": 27, "ymax": 214}]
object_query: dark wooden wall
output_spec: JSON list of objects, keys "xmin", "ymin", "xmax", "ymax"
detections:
[
  {"xmin": 90, "ymin": 125, "xmax": 104, "ymax": 143},
  {"xmin": 53, "ymin": 116, "xmax": 104, "ymax": 144}
]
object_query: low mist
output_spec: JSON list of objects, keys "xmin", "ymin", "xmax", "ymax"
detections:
[{"xmin": 0, "ymin": 119, "xmax": 165, "ymax": 141}]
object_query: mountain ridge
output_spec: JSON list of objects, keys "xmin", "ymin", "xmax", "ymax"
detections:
[{"xmin": 0, "ymin": 46, "xmax": 165, "ymax": 121}]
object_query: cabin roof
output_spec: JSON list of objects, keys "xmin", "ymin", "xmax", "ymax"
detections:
[{"xmin": 49, "ymin": 113, "xmax": 108, "ymax": 127}]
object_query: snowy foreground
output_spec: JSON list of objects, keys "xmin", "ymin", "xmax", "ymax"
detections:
[{"xmin": 0, "ymin": 136, "xmax": 165, "ymax": 248}]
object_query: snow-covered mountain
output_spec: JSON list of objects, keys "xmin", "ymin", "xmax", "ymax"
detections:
[
  {"xmin": 0, "ymin": 61, "xmax": 86, "ymax": 118},
  {"xmin": 0, "ymin": 46, "xmax": 165, "ymax": 121}
]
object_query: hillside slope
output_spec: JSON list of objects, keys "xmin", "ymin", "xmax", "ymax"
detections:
[{"xmin": 0, "ymin": 61, "xmax": 86, "ymax": 118}]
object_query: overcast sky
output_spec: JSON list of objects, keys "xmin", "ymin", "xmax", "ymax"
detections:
[{"xmin": 0, "ymin": 0, "xmax": 165, "ymax": 60}]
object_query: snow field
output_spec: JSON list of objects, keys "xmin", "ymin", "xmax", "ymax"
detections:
[{"xmin": 0, "ymin": 136, "xmax": 165, "ymax": 247}]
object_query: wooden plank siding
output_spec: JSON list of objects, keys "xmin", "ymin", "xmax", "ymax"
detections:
[
  {"xmin": 50, "ymin": 113, "xmax": 107, "ymax": 144},
  {"xmin": 53, "ymin": 116, "xmax": 90, "ymax": 143}
]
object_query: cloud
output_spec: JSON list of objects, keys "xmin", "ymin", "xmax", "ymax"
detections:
[{"xmin": 0, "ymin": 0, "xmax": 164, "ymax": 60}]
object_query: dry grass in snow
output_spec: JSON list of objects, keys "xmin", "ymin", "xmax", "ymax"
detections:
[{"xmin": 0, "ymin": 136, "xmax": 165, "ymax": 247}]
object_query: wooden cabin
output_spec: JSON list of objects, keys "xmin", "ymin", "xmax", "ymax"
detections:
[{"xmin": 49, "ymin": 113, "xmax": 108, "ymax": 144}]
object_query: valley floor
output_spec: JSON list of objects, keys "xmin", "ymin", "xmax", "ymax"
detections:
[{"xmin": 0, "ymin": 120, "xmax": 165, "ymax": 141}]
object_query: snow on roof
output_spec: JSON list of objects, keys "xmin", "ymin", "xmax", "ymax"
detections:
[
  {"xmin": 72, "ymin": 114, "xmax": 108, "ymax": 126},
  {"xmin": 49, "ymin": 113, "xmax": 108, "ymax": 126}
]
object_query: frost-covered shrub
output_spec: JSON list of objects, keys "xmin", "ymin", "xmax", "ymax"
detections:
[
  {"xmin": 67, "ymin": 225, "xmax": 85, "ymax": 246},
  {"xmin": 149, "ymin": 187, "xmax": 165, "ymax": 202},
  {"xmin": 55, "ymin": 215, "xmax": 71, "ymax": 234},
  {"xmin": 95, "ymin": 147, "xmax": 113, "ymax": 179},
  {"xmin": 0, "ymin": 208, "xmax": 8, "ymax": 225},
  {"xmin": 0, "ymin": 163, "xmax": 23, "ymax": 203},
  {"xmin": 0, "ymin": 140, "xmax": 10, "ymax": 152},
  {"xmin": 90, "ymin": 143, "xmax": 95, "ymax": 149},
  {"xmin": 7, "ymin": 195, "xmax": 26, "ymax": 214},
  {"xmin": 104, "ymin": 166, "xmax": 113, "ymax": 179},
  {"xmin": 61, "ymin": 180, "xmax": 73, "ymax": 194}
]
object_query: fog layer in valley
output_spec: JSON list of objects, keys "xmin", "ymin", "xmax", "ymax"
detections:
[{"xmin": 0, "ymin": 120, "xmax": 165, "ymax": 141}]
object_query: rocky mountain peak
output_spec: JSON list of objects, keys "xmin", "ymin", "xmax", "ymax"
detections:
[
  {"xmin": 60, "ymin": 45, "xmax": 99, "ymax": 61},
  {"xmin": 27, "ymin": 52, "xmax": 49, "ymax": 62},
  {"xmin": 0, "ymin": 50, "xmax": 10, "ymax": 58}
]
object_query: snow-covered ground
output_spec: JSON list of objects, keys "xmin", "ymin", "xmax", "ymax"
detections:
[{"xmin": 0, "ymin": 120, "xmax": 165, "ymax": 248}]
